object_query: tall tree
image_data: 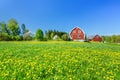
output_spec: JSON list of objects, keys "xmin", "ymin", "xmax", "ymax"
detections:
[
  {"xmin": 50, "ymin": 32, "xmax": 54, "ymax": 39},
  {"xmin": 0, "ymin": 22, "xmax": 10, "ymax": 41},
  {"xmin": 35, "ymin": 29, "xmax": 44, "ymax": 41},
  {"xmin": 8, "ymin": 19, "xmax": 20, "ymax": 36},
  {"xmin": 0, "ymin": 22, "xmax": 10, "ymax": 35},
  {"xmin": 45, "ymin": 30, "xmax": 53, "ymax": 40},
  {"xmin": 21, "ymin": 24, "xmax": 26, "ymax": 35},
  {"xmin": 45, "ymin": 30, "xmax": 67, "ymax": 40},
  {"xmin": 61, "ymin": 34, "xmax": 70, "ymax": 41}
]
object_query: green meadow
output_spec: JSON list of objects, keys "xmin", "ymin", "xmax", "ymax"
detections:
[{"xmin": 0, "ymin": 41, "xmax": 120, "ymax": 80}]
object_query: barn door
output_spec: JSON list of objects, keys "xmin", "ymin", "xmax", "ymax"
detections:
[{"xmin": 78, "ymin": 34, "xmax": 81, "ymax": 39}]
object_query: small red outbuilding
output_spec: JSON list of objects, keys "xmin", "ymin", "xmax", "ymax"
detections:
[
  {"xmin": 92, "ymin": 35, "xmax": 103, "ymax": 42},
  {"xmin": 70, "ymin": 27, "xmax": 85, "ymax": 41}
]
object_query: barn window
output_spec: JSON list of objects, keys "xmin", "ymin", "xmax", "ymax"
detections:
[
  {"xmin": 78, "ymin": 34, "xmax": 81, "ymax": 38},
  {"xmin": 73, "ymin": 30, "xmax": 76, "ymax": 33},
  {"xmin": 78, "ymin": 30, "xmax": 81, "ymax": 33}
]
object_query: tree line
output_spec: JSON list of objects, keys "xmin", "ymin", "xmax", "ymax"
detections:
[
  {"xmin": 102, "ymin": 35, "xmax": 120, "ymax": 43},
  {"xmin": 0, "ymin": 18, "xmax": 71, "ymax": 41},
  {"xmin": 1, "ymin": 18, "xmax": 120, "ymax": 43}
]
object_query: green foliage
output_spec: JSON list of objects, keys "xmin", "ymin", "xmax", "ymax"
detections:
[
  {"xmin": 0, "ymin": 21, "xmax": 22, "ymax": 41},
  {"xmin": 8, "ymin": 19, "xmax": 20, "ymax": 36},
  {"xmin": 0, "ymin": 19, "xmax": 32, "ymax": 41},
  {"xmin": 0, "ymin": 32, "xmax": 9, "ymax": 41},
  {"xmin": 116, "ymin": 35, "xmax": 120, "ymax": 43},
  {"xmin": 0, "ymin": 42, "xmax": 120, "ymax": 79},
  {"xmin": 42, "ymin": 37, "xmax": 48, "ymax": 41},
  {"xmin": 102, "ymin": 35, "xmax": 120, "ymax": 43},
  {"xmin": 0, "ymin": 22, "xmax": 10, "ymax": 35},
  {"xmin": 9, "ymin": 36, "xmax": 22, "ymax": 41},
  {"xmin": 50, "ymin": 32, "xmax": 54, "ymax": 39},
  {"xmin": 61, "ymin": 34, "xmax": 70, "ymax": 41},
  {"xmin": 35, "ymin": 29, "xmax": 44, "ymax": 41},
  {"xmin": 45, "ymin": 30, "xmax": 67, "ymax": 40}
]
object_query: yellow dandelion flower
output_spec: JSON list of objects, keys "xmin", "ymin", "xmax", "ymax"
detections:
[
  {"xmin": 69, "ymin": 77, "xmax": 72, "ymax": 80},
  {"xmin": 96, "ymin": 72, "xmax": 100, "ymax": 75}
]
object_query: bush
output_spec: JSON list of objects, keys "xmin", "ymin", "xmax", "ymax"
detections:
[
  {"xmin": 0, "ymin": 32, "xmax": 10, "ymax": 41},
  {"xmin": 35, "ymin": 29, "xmax": 44, "ymax": 41},
  {"xmin": 9, "ymin": 36, "xmax": 22, "ymax": 41},
  {"xmin": 42, "ymin": 37, "xmax": 48, "ymax": 41},
  {"xmin": 61, "ymin": 34, "xmax": 70, "ymax": 41}
]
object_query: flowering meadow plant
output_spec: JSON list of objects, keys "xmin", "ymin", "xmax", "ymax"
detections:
[{"xmin": 0, "ymin": 42, "xmax": 120, "ymax": 80}]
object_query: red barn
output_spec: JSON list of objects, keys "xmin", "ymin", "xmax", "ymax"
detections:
[
  {"xmin": 92, "ymin": 35, "xmax": 103, "ymax": 42},
  {"xmin": 70, "ymin": 27, "xmax": 85, "ymax": 41}
]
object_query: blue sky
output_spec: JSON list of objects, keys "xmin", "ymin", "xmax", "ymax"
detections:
[{"xmin": 0, "ymin": 0, "xmax": 120, "ymax": 35}]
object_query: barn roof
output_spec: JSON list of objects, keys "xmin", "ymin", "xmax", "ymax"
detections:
[
  {"xmin": 87, "ymin": 34, "xmax": 101, "ymax": 39},
  {"xmin": 70, "ymin": 26, "xmax": 85, "ymax": 34},
  {"xmin": 87, "ymin": 35, "xmax": 102, "ymax": 39},
  {"xmin": 93, "ymin": 35, "xmax": 102, "ymax": 38},
  {"xmin": 53, "ymin": 35, "xmax": 58, "ymax": 40}
]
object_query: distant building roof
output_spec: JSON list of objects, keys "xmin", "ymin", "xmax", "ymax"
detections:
[{"xmin": 53, "ymin": 35, "xmax": 58, "ymax": 40}]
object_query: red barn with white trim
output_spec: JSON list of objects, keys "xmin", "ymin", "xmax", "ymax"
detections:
[
  {"xmin": 70, "ymin": 27, "xmax": 85, "ymax": 41},
  {"xmin": 92, "ymin": 35, "xmax": 103, "ymax": 42}
]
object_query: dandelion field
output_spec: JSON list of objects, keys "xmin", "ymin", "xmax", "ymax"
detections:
[{"xmin": 0, "ymin": 41, "xmax": 120, "ymax": 80}]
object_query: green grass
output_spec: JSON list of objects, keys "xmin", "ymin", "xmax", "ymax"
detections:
[{"xmin": 0, "ymin": 41, "xmax": 120, "ymax": 80}]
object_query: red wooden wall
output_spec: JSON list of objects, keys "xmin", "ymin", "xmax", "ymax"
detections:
[
  {"xmin": 70, "ymin": 27, "xmax": 85, "ymax": 40},
  {"xmin": 92, "ymin": 35, "xmax": 103, "ymax": 42}
]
